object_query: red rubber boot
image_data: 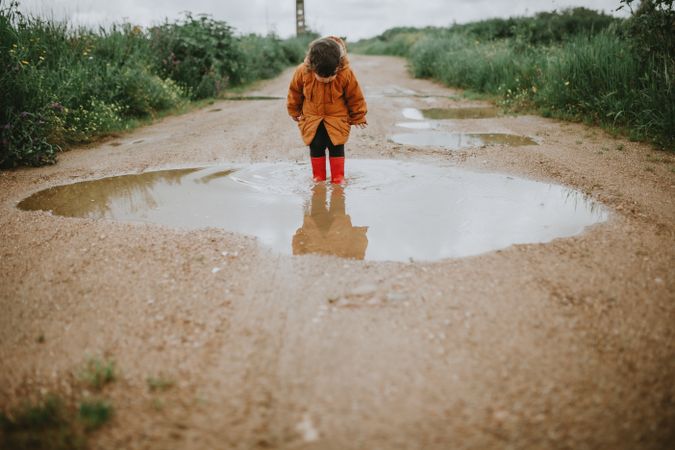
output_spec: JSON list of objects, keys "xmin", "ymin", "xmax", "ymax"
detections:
[
  {"xmin": 310, "ymin": 157, "xmax": 326, "ymax": 182},
  {"xmin": 329, "ymin": 157, "xmax": 345, "ymax": 184}
]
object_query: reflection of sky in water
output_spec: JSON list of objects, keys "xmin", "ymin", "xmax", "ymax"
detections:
[
  {"xmin": 390, "ymin": 132, "xmax": 537, "ymax": 148},
  {"xmin": 19, "ymin": 161, "xmax": 608, "ymax": 262}
]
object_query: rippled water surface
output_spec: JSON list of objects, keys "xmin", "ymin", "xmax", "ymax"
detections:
[{"xmin": 19, "ymin": 161, "xmax": 607, "ymax": 261}]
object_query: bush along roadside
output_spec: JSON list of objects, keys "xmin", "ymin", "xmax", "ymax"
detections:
[
  {"xmin": 0, "ymin": 1, "xmax": 316, "ymax": 168},
  {"xmin": 353, "ymin": 5, "xmax": 674, "ymax": 150}
]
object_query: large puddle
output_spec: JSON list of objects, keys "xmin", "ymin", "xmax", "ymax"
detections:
[
  {"xmin": 18, "ymin": 161, "xmax": 607, "ymax": 262},
  {"xmin": 390, "ymin": 132, "xmax": 537, "ymax": 148}
]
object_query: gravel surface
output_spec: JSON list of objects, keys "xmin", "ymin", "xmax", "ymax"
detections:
[{"xmin": 1, "ymin": 55, "xmax": 673, "ymax": 450}]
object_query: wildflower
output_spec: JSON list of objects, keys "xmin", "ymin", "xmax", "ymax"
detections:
[
  {"xmin": 564, "ymin": 81, "xmax": 570, "ymax": 86},
  {"xmin": 2, "ymin": 123, "xmax": 11, "ymax": 130},
  {"xmin": 19, "ymin": 111, "xmax": 31, "ymax": 118},
  {"xmin": 20, "ymin": 60, "xmax": 29, "ymax": 65},
  {"xmin": 39, "ymin": 56, "xmax": 45, "ymax": 61},
  {"xmin": 531, "ymin": 85, "xmax": 538, "ymax": 93},
  {"xmin": 49, "ymin": 102, "xmax": 64, "ymax": 111}
]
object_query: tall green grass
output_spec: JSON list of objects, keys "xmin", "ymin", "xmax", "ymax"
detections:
[
  {"xmin": 0, "ymin": 2, "xmax": 313, "ymax": 168},
  {"xmin": 353, "ymin": 6, "xmax": 674, "ymax": 149}
]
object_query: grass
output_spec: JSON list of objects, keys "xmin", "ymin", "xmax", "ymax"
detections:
[
  {"xmin": 0, "ymin": 396, "xmax": 85, "ymax": 450},
  {"xmin": 80, "ymin": 357, "xmax": 115, "ymax": 390},
  {"xmin": 353, "ymin": 7, "xmax": 674, "ymax": 151},
  {"xmin": 0, "ymin": 355, "xmax": 121, "ymax": 450},
  {"xmin": 78, "ymin": 400, "xmax": 113, "ymax": 430},
  {"xmin": 146, "ymin": 376, "xmax": 174, "ymax": 392},
  {"xmin": 0, "ymin": 396, "xmax": 115, "ymax": 449}
]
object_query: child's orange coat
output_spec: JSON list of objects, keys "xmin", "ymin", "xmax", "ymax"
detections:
[{"xmin": 287, "ymin": 41, "xmax": 367, "ymax": 146}]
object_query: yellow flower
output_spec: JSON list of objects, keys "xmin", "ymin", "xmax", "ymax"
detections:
[{"xmin": 20, "ymin": 60, "xmax": 29, "ymax": 65}]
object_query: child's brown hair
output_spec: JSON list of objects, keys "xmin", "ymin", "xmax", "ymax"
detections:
[{"xmin": 307, "ymin": 38, "xmax": 341, "ymax": 77}]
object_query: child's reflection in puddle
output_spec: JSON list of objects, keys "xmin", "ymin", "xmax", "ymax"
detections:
[{"xmin": 292, "ymin": 184, "xmax": 368, "ymax": 259}]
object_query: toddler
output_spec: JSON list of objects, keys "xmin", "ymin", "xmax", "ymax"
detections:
[{"xmin": 287, "ymin": 36, "xmax": 367, "ymax": 184}]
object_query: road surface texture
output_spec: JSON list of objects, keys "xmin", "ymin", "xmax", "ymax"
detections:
[{"xmin": 1, "ymin": 56, "xmax": 673, "ymax": 449}]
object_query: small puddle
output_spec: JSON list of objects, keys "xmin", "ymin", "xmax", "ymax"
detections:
[
  {"xmin": 18, "ymin": 161, "xmax": 606, "ymax": 262},
  {"xmin": 390, "ymin": 132, "xmax": 537, "ymax": 148},
  {"xmin": 402, "ymin": 108, "xmax": 425, "ymax": 120},
  {"xmin": 422, "ymin": 107, "xmax": 500, "ymax": 119},
  {"xmin": 395, "ymin": 122, "xmax": 438, "ymax": 130},
  {"xmin": 403, "ymin": 107, "xmax": 500, "ymax": 120}
]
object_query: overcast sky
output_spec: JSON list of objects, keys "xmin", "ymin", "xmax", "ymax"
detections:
[{"xmin": 18, "ymin": 0, "xmax": 630, "ymax": 40}]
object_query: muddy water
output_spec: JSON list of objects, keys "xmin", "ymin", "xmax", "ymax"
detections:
[
  {"xmin": 18, "ymin": 161, "xmax": 607, "ymax": 261},
  {"xmin": 390, "ymin": 132, "xmax": 537, "ymax": 148},
  {"xmin": 402, "ymin": 107, "xmax": 500, "ymax": 120},
  {"xmin": 424, "ymin": 107, "xmax": 500, "ymax": 119}
]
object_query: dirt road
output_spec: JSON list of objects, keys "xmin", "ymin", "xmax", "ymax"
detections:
[{"xmin": 1, "ymin": 55, "xmax": 674, "ymax": 449}]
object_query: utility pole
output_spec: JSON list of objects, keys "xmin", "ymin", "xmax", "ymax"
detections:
[{"xmin": 296, "ymin": 0, "xmax": 306, "ymax": 36}]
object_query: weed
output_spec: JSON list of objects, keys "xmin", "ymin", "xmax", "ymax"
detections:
[
  {"xmin": 80, "ymin": 358, "xmax": 116, "ymax": 390},
  {"xmin": 78, "ymin": 399, "xmax": 113, "ymax": 430},
  {"xmin": 0, "ymin": 395, "xmax": 85, "ymax": 450},
  {"xmin": 616, "ymin": 144, "xmax": 625, "ymax": 151},
  {"xmin": 151, "ymin": 398, "xmax": 164, "ymax": 411},
  {"xmin": 146, "ymin": 376, "xmax": 174, "ymax": 392}
]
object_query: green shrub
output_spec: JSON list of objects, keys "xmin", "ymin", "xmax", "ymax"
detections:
[
  {"xmin": 149, "ymin": 13, "xmax": 243, "ymax": 99},
  {"xmin": 0, "ymin": 2, "xmax": 304, "ymax": 168},
  {"xmin": 238, "ymin": 34, "xmax": 288, "ymax": 82}
]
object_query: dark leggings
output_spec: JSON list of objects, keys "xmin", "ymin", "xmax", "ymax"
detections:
[{"xmin": 309, "ymin": 121, "xmax": 345, "ymax": 158}]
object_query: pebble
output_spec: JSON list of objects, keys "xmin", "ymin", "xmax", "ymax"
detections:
[
  {"xmin": 295, "ymin": 414, "xmax": 319, "ymax": 442},
  {"xmin": 350, "ymin": 283, "xmax": 377, "ymax": 297},
  {"xmin": 386, "ymin": 292, "xmax": 408, "ymax": 302},
  {"xmin": 211, "ymin": 267, "xmax": 221, "ymax": 274}
]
